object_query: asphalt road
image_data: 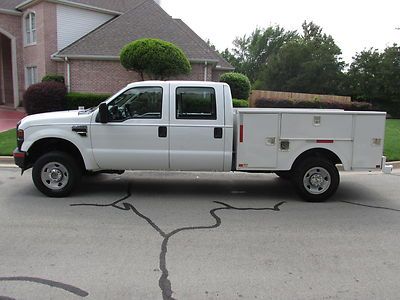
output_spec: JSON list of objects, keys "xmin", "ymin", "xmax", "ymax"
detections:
[{"xmin": 0, "ymin": 168, "xmax": 399, "ymax": 300}]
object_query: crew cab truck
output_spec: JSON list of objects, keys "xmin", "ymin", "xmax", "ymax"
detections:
[{"xmin": 13, "ymin": 81, "xmax": 387, "ymax": 201}]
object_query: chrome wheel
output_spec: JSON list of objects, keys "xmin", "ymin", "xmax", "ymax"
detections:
[
  {"xmin": 41, "ymin": 162, "xmax": 69, "ymax": 191},
  {"xmin": 303, "ymin": 167, "xmax": 331, "ymax": 195}
]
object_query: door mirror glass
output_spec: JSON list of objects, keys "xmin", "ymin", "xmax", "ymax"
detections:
[{"xmin": 99, "ymin": 103, "xmax": 108, "ymax": 124}]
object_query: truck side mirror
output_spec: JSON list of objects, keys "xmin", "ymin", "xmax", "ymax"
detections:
[{"xmin": 99, "ymin": 103, "xmax": 108, "ymax": 124}]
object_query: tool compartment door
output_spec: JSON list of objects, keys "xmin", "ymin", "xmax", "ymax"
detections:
[{"xmin": 236, "ymin": 113, "xmax": 279, "ymax": 169}]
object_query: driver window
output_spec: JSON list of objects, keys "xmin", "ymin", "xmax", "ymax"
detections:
[{"xmin": 107, "ymin": 87, "xmax": 163, "ymax": 122}]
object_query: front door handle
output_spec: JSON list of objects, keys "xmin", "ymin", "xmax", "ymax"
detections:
[
  {"xmin": 214, "ymin": 127, "xmax": 223, "ymax": 139},
  {"xmin": 158, "ymin": 126, "xmax": 167, "ymax": 138}
]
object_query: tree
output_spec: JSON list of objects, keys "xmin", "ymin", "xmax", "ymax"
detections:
[
  {"xmin": 346, "ymin": 48, "xmax": 383, "ymax": 102},
  {"xmin": 120, "ymin": 38, "xmax": 191, "ymax": 80},
  {"xmin": 221, "ymin": 26, "xmax": 298, "ymax": 82},
  {"xmin": 347, "ymin": 44, "xmax": 400, "ymax": 116},
  {"xmin": 258, "ymin": 22, "xmax": 345, "ymax": 95},
  {"xmin": 220, "ymin": 72, "xmax": 251, "ymax": 99}
]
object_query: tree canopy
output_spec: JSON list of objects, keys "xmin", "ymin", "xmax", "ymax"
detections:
[
  {"xmin": 220, "ymin": 21, "xmax": 400, "ymax": 116},
  {"xmin": 120, "ymin": 38, "xmax": 191, "ymax": 80}
]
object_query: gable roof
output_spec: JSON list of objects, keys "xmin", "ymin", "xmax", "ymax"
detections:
[
  {"xmin": 0, "ymin": 0, "xmax": 23, "ymax": 11},
  {"xmin": 1, "ymin": 0, "xmax": 143, "ymax": 14},
  {"xmin": 56, "ymin": 0, "xmax": 233, "ymax": 70}
]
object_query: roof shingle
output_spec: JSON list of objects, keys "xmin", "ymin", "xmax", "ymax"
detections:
[
  {"xmin": 57, "ymin": 0, "xmax": 233, "ymax": 69},
  {"xmin": 0, "ymin": 0, "xmax": 23, "ymax": 11}
]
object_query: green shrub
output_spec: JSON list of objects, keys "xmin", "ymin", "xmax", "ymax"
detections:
[
  {"xmin": 375, "ymin": 101, "xmax": 400, "ymax": 118},
  {"xmin": 120, "ymin": 38, "xmax": 191, "ymax": 80},
  {"xmin": 42, "ymin": 74, "xmax": 65, "ymax": 84},
  {"xmin": 220, "ymin": 72, "xmax": 251, "ymax": 100},
  {"xmin": 66, "ymin": 92, "xmax": 111, "ymax": 110},
  {"xmin": 233, "ymin": 99, "xmax": 249, "ymax": 107},
  {"xmin": 23, "ymin": 82, "xmax": 67, "ymax": 115}
]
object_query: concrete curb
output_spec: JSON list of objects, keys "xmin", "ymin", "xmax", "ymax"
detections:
[{"xmin": 1, "ymin": 156, "xmax": 400, "ymax": 169}]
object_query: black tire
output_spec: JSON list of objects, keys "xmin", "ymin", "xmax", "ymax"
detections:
[
  {"xmin": 275, "ymin": 171, "xmax": 293, "ymax": 180},
  {"xmin": 32, "ymin": 151, "xmax": 82, "ymax": 197},
  {"xmin": 292, "ymin": 157, "xmax": 339, "ymax": 202}
]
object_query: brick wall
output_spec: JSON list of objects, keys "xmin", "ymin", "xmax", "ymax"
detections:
[
  {"xmin": 23, "ymin": 2, "xmax": 58, "ymax": 84},
  {"xmin": 0, "ymin": 35, "xmax": 13, "ymax": 104},
  {"xmin": 66, "ymin": 60, "xmax": 223, "ymax": 94},
  {"xmin": 68, "ymin": 60, "xmax": 142, "ymax": 94},
  {"xmin": 0, "ymin": 13, "xmax": 24, "ymax": 103}
]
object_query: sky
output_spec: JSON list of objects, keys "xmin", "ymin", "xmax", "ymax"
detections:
[{"xmin": 160, "ymin": 0, "xmax": 400, "ymax": 64}]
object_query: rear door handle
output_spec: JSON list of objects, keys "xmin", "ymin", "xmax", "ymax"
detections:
[
  {"xmin": 214, "ymin": 127, "xmax": 223, "ymax": 139},
  {"xmin": 158, "ymin": 126, "xmax": 167, "ymax": 138}
]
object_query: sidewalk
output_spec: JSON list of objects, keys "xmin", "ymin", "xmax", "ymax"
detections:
[{"xmin": 0, "ymin": 107, "xmax": 26, "ymax": 133}]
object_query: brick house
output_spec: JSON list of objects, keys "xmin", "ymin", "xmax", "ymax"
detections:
[{"xmin": 0, "ymin": 0, "xmax": 233, "ymax": 108}]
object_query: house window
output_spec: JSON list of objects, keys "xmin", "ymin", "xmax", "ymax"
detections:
[
  {"xmin": 176, "ymin": 87, "xmax": 217, "ymax": 120},
  {"xmin": 25, "ymin": 12, "xmax": 36, "ymax": 45},
  {"xmin": 25, "ymin": 66, "xmax": 38, "ymax": 87}
]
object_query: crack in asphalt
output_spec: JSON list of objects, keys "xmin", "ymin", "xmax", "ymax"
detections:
[
  {"xmin": 71, "ymin": 183, "xmax": 286, "ymax": 300},
  {"xmin": 0, "ymin": 277, "xmax": 89, "ymax": 297},
  {"xmin": 340, "ymin": 200, "xmax": 400, "ymax": 212}
]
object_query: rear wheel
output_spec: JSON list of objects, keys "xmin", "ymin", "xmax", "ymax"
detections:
[
  {"xmin": 32, "ymin": 151, "xmax": 81, "ymax": 197},
  {"xmin": 293, "ymin": 157, "xmax": 339, "ymax": 202}
]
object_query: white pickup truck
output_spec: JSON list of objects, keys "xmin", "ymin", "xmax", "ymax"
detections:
[{"xmin": 14, "ymin": 81, "xmax": 387, "ymax": 201}]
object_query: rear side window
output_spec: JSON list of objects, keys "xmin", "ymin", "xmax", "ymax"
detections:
[{"xmin": 176, "ymin": 87, "xmax": 216, "ymax": 120}]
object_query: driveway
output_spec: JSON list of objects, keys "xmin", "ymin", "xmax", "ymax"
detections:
[
  {"xmin": 0, "ymin": 108, "xmax": 26, "ymax": 132},
  {"xmin": 0, "ymin": 169, "xmax": 399, "ymax": 299}
]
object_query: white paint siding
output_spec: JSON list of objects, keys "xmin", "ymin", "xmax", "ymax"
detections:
[{"xmin": 56, "ymin": 5, "xmax": 114, "ymax": 50}]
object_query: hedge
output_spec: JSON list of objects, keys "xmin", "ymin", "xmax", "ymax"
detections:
[
  {"xmin": 233, "ymin": 99, "xmax": 249, "ymax": 107},
  {"xmin": 220, "ymin": 72, "xmax": 251, "ymax": 100},
  {"xmin": 255, "ymin": 98, "xmax": 373, "ymax": 111},
  {"xmin": 376, "ymin": 101, "xmax": 400, "ymax": 118},
  {"xmin": 42, "ymin": 74, "xmax": 65, "ymax": 84},
  {"xmin": 24, "ymin": 82, "xmax": 67, "ymax": 115},
  {"xmin": 66, "ymin": 92, "xmax": 111, "ymax": 110}
]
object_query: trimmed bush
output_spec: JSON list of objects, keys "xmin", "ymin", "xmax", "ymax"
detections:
[
  {"xmin": 233, "ymin": 99, "xmax": 249, "ymax": 107},
  {"xmin": 220, "ymin": 72, "xmax": 251, "ymax": 100},
  {"xmin": 120, "ymin": 38, "xmax": 191, "ymax": 80},
  {"xmin": 376, "ymin": 101, "xmax": 400, "ymax": 118},
  {"xmin": 23, "ymin": 82, "xmax": 67, "ymax": 115},
  {"xmin": 66, "ymin": 92, "xmax": 111, "ymax": 110},
  {"xmin": 255, "ymin": 98, "xmax": 373, "ymax": 111},
  {"xmin": 42, "ymin": 74, "xmax": 65, "ymax": 84}
]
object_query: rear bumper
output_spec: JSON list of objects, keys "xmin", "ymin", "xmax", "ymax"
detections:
[{"xmin": 13, "ymin": 148, "xmax": 27, "ymax": 169}]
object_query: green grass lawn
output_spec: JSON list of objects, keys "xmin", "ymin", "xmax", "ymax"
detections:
[
  {"xmin": 0, "ymin": 129, "xmax": 16, "ymax": 156},
  {"xmin": 0, "ymin": 120, "xmax": 399, "ymax": 161},
  {"xmin": 384, "ymin": 119, "xmax": 400, "ymax": 161}
]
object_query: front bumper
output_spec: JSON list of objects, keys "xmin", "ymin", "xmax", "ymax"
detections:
[{"xmin": 13, "ymin": 148, "xmax": 27, "ymax": 170}]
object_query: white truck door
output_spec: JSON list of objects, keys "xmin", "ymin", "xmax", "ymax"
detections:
[
  {"xmin": 169, "ymin": 83, "xmax": 225, "ymax": 171},
  {"xmin": 90, "ymin": 85, "xmax": 169, "ymax": 170},
  {"xmin": 236, "ymin": 113, "xmax": 279, "ymax": 169}
]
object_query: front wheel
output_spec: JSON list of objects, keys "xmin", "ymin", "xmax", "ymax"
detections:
[
  {"xmin": 293, "ymin": 158, "xmax": 339, "ymax": 202},
  {"xmin": 32, "ymin": 151, "xmax": 82, "ymax": 197}
]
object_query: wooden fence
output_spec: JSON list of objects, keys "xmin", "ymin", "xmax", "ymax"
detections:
[{"xmin": 249, "ymin": 90, "xmax": 351, "ymax": 108}]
